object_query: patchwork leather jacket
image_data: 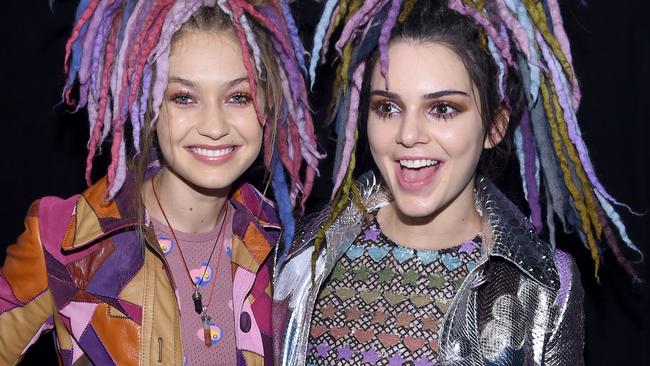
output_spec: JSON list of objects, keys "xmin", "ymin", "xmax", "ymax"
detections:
[
  {"xmin": 273, "ymin": 172, "xmax": 584, "ymax": 365},
  {"xmin": 0, "ymin": 170, "xmax": 279, "ymax": 366}
]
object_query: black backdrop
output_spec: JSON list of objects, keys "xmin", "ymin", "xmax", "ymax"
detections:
[{"xmin": 1, "ymin": 1, "xmax": 648, "ymax": 364}]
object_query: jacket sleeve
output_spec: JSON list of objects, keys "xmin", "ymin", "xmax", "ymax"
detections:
[
  {"xmin": 0, "ymin": 200, "xmax": 55, "ymax": 365},
  {"xmin": 543, "ymin": 250, "xmax": 585, "ymax": 366}
]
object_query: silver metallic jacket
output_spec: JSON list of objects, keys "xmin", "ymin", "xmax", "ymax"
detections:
[{"xmin": 273, "ymin": 172, "xmax": 584, "ymax": 365}]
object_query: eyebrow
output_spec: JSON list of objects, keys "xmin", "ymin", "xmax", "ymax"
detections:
[
  {"xmin": 370, "ymin": 89, "xmax": 470, "ymax": 99},
  {"xmin": 225, "ymin": 77, "xmax": 249, "ymax": 88},
  {"xmin": 167, "ymin": 76, "xmax": 249, "ymax": 89}
]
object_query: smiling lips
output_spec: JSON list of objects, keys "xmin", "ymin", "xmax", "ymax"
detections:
[
  {"xmin": 395, "ymin": 158, "xmax": 443, "ymax": 191},
  {"xmin": 186, "ymin": 145, "xmax": 237, "ymax": 165}
]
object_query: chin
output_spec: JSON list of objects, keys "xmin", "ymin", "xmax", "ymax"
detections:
[
  {"xmin": 393, "ymin": 196, "xmax": 443, "ymax": 219},
  {"xmin": 196, "ymin": 175, "xmax": 240, "ymax": 191},
  {"xmin": 174, "ymin": 168, "xmax": 236, "ymax": 192}
]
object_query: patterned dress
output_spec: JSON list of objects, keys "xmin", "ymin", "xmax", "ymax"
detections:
[{"xmin": 306, "ymin": 217, "xmax": 482, "ymax": 366}]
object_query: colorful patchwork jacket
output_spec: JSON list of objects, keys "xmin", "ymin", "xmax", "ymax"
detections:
[{"xmin": 0, "ymin": 172, "xmax": 279, "ymax": 366}]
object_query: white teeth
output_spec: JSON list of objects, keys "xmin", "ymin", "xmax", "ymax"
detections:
[
  {"xmin": 190, "ymin": 147, "xmax": 234, "ymax": 158},
  {"xmin": 399, "ymin": 159, "xmax": 439, "ymax": 169}
]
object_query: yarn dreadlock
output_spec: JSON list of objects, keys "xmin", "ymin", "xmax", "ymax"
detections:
[
  {"xmin": 62, "ymin": 0, "xmax": 322, "ymax": 256},
  {"xmin": 311, "ymin": 0, "xmax": 641, "ymax": 281}
]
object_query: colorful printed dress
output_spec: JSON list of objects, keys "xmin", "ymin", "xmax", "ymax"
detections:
[{"xmin": 306, "ymin": 216, "xmax": 482, "ymax": 365}]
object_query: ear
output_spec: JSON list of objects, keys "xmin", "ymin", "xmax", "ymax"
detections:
[{"xmin": 483, "ymin": 104, "xmax": 510, "ymax": 149}]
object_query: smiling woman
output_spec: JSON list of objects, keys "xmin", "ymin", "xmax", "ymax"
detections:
[
  {"xmin": 0, "ymin": 1, "xmax": 320, "ymax": 365},
  {"xmin": 160, "ymin": 32, "xmax": 262, "ymax": 187},
  {"xmin": 146, "ymin": 31, "xmax": 264, "ymax": 234}
]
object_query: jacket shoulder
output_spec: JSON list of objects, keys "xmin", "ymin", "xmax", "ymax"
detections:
[
  {"xmin": 543, "ymin": 249, "xmax": 584, "ymax": 365},
  {"xmin": 285, "ymin": 171, "xmax": 388, "ymax": 263},
  {"xmin": 287, "ymin": 204, "xmax": 333, "ymax": 260}
]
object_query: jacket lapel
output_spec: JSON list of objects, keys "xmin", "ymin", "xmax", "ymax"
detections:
[
  {"xmin": 61, "ymin": 176, "xmax": 138, "ymax": 251},
  {"xmin": 476, "ymin": 177, "xmax": 560, "ymax": 290},
  {"xmin": 58, "ymin": 176, "xmax": 143, "ymax": 321},
  {"xmin": 229, "ymin": 182, "xmax": 280, "ymax": 274}
]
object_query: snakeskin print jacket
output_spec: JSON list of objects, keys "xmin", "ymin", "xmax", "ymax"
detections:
[{"xmin": 273, "ymin": 172, "xmax": 584, "ymax": 365}]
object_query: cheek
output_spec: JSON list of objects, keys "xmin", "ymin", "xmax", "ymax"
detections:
[
  {"xmin": 251, "ymin": 125, "xmax": 263, "ymax": 152},
  {"xmin": 234, "ymin": 112, "xmax": 263, "ymax": 152},
  {"xmin": 436, "ymin": 119, "xmax": 485, "ymax": 157},
  {"xmin": 244, "ymin": 113, "xmax": 263, "ymax": 142},
  {"xmin": 367, "ymin": 119, "xmax": 391, "ymax": 159},
  {"xmin": 155, "ymin": 117, "xmax": 172, "ymax": 154}
]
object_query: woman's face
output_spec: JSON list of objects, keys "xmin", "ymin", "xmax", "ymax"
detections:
[
  {"xmin": 156, "ymin": 30, "xmax": 263, "ymax": 191},
  {"xmin": 367, "ymin": 41, "xmax": 498, "ymax": 219}
]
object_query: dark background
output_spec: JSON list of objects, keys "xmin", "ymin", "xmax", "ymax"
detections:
[{"xmin": 1, "ymin": 1, "xmax": 648, "ymax": 364}]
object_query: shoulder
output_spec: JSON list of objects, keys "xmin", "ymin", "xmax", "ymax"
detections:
[
  {"xmin": 289, "ymin": 203, "xmax": 334, "ymax": 258},
  {"xmin": 230, "ymin": 181, "xmax": 281, "ymax": 229},
  {"xmin": 37, "ymin": 176, "xmax": 139, "ymax": 253},
  {"xmin": 34, "ymin": 193, "xmax": 81, "ymax": 248},
  {"xmin": 287, "ymin": 170, "xmax": 389, "ymax": 258}
]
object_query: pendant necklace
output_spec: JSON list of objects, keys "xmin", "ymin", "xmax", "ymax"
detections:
[{"xmin": 151, "ymin": 178, "xmax": 229, "ymax": 347}]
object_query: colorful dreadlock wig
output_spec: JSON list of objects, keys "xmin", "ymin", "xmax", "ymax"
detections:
[
  {"xmin": 61, "ymin": 0, "xmax": 322, "ymax": 253},
  {"xmin": 311, "ymin": 0, "xmax": 641, "ymax": 280}
]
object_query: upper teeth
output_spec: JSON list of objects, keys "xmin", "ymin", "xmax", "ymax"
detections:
[
  {"xmin": 190, "ymin": 147, "xmax": 234, "ymax": 158},
  {"xmin": 399, "ymin": 159, "xmax": 439, "ymax": 168}
]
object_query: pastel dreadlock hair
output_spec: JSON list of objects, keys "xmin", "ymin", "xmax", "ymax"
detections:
[
  {"xmin": 311, "ymin": 0, "xmax": 641, "ymax": 281},
  {"xmin": 61, "ymin": 0, "xmax": 322, "ymax": 255}
]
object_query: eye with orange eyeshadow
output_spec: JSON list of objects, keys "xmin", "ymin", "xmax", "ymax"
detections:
[
  {"xmin": 370, "ymin": 99, "xmax": 402, "ymax": 119},
  {"xmin": 427, "ymin": 101, "xmax": 463, "ymax": 122}
]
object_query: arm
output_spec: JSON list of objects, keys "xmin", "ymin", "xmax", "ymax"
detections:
[
  {"xmin": 543, "ymin": 250, "xmax": 585, "ymax": 366},
  {"xmin": 0, "ymin": 200, "xmax": 55, "ymax": 365}
]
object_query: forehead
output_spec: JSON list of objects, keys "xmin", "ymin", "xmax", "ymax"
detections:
[
  {"xmin": 370, "ymin": 41, "xmax": 473, "ymax": 95},
  {"xmin": 168, "ymin": 30, "xmax": 246, "ymax": 78}
]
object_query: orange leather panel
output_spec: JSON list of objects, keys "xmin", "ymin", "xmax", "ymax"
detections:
[
  {"xmin": 2, "ymin": 205, "xmax": 48, "ymax": 302},
  {"xmin": 91, "ymin": 303, "xmax": 140, "ymax": 366}
]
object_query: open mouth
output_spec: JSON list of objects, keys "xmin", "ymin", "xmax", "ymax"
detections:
[{"xmin": 396, "ymin": 159, "xmax": 442, "ymax": 189}]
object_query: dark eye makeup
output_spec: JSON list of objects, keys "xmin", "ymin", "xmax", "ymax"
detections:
[{"xmin": 369, "ymin": 97, "xmax": 464, "ymax": 122}]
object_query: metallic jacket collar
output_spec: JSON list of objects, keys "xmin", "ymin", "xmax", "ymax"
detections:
[
  {"xmin": 475, "ymin": 175, "xmax": 560, "ymax": 290},
  {"xmin": 287, "ymin": 171, "xmax": 559, "ymax": 290}
]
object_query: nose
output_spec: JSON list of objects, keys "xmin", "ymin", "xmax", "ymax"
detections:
[
  {"xmin": 396, "ymin": 111, "xmax": 429, "ymax": 147},
  {"xmin": 196, "ymin": 102, "xmax": 229, "ymax": 140}
]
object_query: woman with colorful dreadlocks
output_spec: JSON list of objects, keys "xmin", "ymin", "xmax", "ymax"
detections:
[
  {"xmin": 273, "ymin": 0, "xmax": 641, "ymax": 365},
  {"xmin": 0, "ymin": 0, "xmax": 319, "ymax": 365}
]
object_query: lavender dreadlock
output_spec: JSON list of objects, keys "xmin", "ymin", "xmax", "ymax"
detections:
[
  {"xmin": 311, "ymin": 0, "xmax": 641, "ymax": 281},
  {"xmin": 61, "ymin": 0, "xmax": 322, "ymax": 253}
]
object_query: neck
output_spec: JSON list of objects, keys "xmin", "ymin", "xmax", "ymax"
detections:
[
  {"xmin": 377, "ymin": 181, "xmax": 482, "ymax": 250},
  {"xmin": 143, "ymin": 167, "xmax": 230, "ymax": 234}
]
